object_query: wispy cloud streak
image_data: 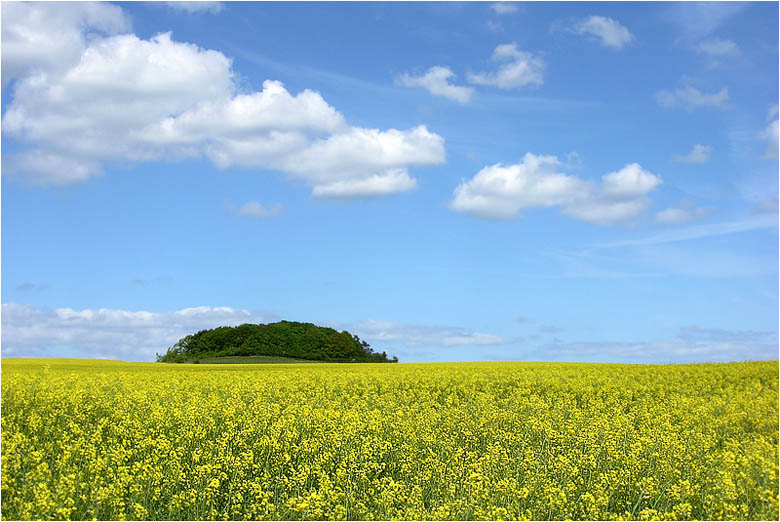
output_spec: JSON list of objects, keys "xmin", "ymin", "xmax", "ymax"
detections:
[{"xmin": 597, "ymin": 215, "xmax": 778, "ymax": 249}]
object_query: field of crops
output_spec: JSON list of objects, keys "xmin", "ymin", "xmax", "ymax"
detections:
[{"xmin": 1, "ymin": 358, "xmax": 778, "ymax": 521}]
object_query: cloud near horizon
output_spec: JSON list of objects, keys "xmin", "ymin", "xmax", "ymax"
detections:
[
  {"xmin": 534, "ymin": 326, "xmax": 778, "ymax": 363},
  {"xmin": 0, "ymin": 303, "xmax": 276, "ymax": 361},
  {"xmin": 3, "ymin": 300, "xmax": 774, "ymax": 365},
  {"xmin": 450, "ymin": 153, "xmax": 662, "ymax": 225},
  {"xmin": 350, "ymin": 320, "xmax": 515, "ymax": 348},
  {"xmin": 1, "ymin": 303, "xmax": 515, "ymax": 361},
  {"xmin": 1, "ymin": 3, "xmax": 445, "ymax": 198}
]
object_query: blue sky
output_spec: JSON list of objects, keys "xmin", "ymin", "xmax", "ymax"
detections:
[{"xmin": 1, "ymin": 1, "xmax": 778, "ymax": 363}]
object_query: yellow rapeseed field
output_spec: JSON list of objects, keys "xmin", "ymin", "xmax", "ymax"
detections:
[{"xmin": 1, "ymin": 358, "xmax": 777, "ymax": 521}]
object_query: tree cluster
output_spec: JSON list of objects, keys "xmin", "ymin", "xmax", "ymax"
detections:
[{"xmin": 156, "ymin": 320, "xmax": 398, "ymax": 363}]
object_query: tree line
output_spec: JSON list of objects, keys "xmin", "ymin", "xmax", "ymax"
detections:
[{"xmin": 156, "ymin": 320, "xmax": 398, "ymax": 363}]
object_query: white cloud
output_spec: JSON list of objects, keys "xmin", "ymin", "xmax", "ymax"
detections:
[
  {"xmin": 2, "ymin": 150, "xmax": 102, "ymax": 186},
  {"xmin": 674, "ymin": 144, "xmax": 711, "ymax": 163},
  {"xmin": 2, "ymin": 3, "xmax": 445, "ymax": 199},
  {"xmin": 760, "ymin": 119, "xmax": 779, "ymax": 157},
  {"xmin": 1, "ymin": 303, "xmax": 275, "ymax": 361},
  {"xmin": 573, "ymin": 16, "xmax": 634, "ymax": 50},
  {"xmin": 562, "ymin": 197, "xmax": 651, "ymax": 226},
  {"xmin": 144, "ymin": 80, "xmax": 345, "ymax": 147},
  {"xmin": 353, "ymin": 320, "xmax": 513, "ymax": 348},
  {"xmin": 655, "ymin": 208, "xmax": 693, "ymax": 226},
  {"xmin": 396, "ymin": 66, "xmax": 475, "ymax": 103},
  {"xmin": 696, "ymin": 38, "xmax": 740, "ymax": 68},
  {"xmin": 536, "ymin": 327, "xmax": 777, "ymax": 363},
  {"xmin": 277, "ymin": 125, "xmax": 445, "ymax": 193},
  {"xmin": 486, "ymin": 20, "xmax": 504, "ymax": 33},
  {"xmin": 759, "ymin": 106, "xmax": 778, "ymax": 158},
  {"xmin": 451, "ymin": 155, "xmax": 662, "ymax": 226},
  {"xmin": 697, "ymin": 38, "xmax": 739, "ymax": 56},
  {"xmin": 655, "ymin": 206, "xmax": 713, "ymax": 226},
  {"xmin": 600, "ymin": 163, "xmax": 663, "ymax": 198},
  {"xmin": 230, "ymin": 201, "xmax": 283, "ymax": 219},
  {"xmin": 311, "ymin": 169, "xmax": 417, "ymax": 198},
  {"xmin": 3, "ymin": 31, "xmax": 235, "ymax": 172},
  {"xmin": 654, "ymin": 85, "xmax": 729, "ymax": 111},
  {"xmin": 467, "ymin": 43, "xmax": 544, "ymax": 89},
  {"xmin": 1, "ymin": 1, "xmax": 130, "ymax": 85},
  {"xmin": 562, "ymin": 151, "xmax": 584, "ymax": 171},
  {"xmin": 598, "ymin": 214, "xmax": 778, "ymax": 248},
  {"xmin": 490, "ymin": 3, "xmax": 519, "ymax": 15},
  {"xmin": 166, "ymin": 2, "xmax": 224, "ymax": 14},
  {"xmin": 668, "ymin": 2, "xmax": 747, "ymax": 43},
  {"xmin": 1, "ymin": 302, "xmax": 516, "ymax": 360},
  {"xmin": 752, "ymin": 198, "xmax": 779, "ymax": 214},
  {"xmin": 450, "ymin": 153, "xmax": 587, "ymax": 220}
]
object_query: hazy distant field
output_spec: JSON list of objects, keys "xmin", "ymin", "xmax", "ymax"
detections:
[{"xmin": 1, "ymin": 359, "xmax": 777, "ymax": 520}]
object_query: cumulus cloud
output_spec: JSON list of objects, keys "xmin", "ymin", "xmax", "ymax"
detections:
[
  {"xmin": 674, "ymin": 144, "xmax": 711, "ymax": 163},
  {"xmin": 490, "ymin": 3, "xmax": 519, "ymax": 15},
  {"xmin": 229, "ymin": 201, "xmax": 283, "ymax": 219},
  {"xmin": 654, "ymin": 85, "xmax": 729, "ymax": 111},
  {"xmin": 2, "ymin": 151, "xmax": 102, "ymax": 186},
  {"xmin": 4, "ymin": 30, "xmax": 234, "ymax": 159},
  {"xmin": 352, "ymin": 320, "xmax": 514, "ymax": 348},
  {"xmin": 449, "ymin": 154, "xmax": 586, "ymax": 220},
  {"xmin": 311, "ymin": 169, "xmax": 418, "ymax": 198},
  {"xmin": 166, "ymin": 2, "xmax": 224, "ymax": 14},
  {"xmin": 278, "ymin": 126, "xmax": 444, "ymax": 185},
  {"xmin": 2, "ymin": 2, "xmax": 445, "ymax": 198},
  {"xmin": 1, "ymin": 303, "xmax": 275, "ymax": 361},
  {"xmin": 599, "ymin": 163, "xmax": 663, "ymax": 198},
  {"xmin": 0, "ymin": 1, "xmax": 130, "ymax": 85},
  {"xmin": 573, "ymin": 16, "xmax": 634, "ymax": 50},
  {"xmin": 467, "ymin": 43, "xmax": 544, "ymax": 89},
  {"xmin": 396, "ymin": 66, "xmax": 475, "ymax": 103},
  {"xmin": 450, "ymin": 154, "xmax": 662, "ymax": 225}
]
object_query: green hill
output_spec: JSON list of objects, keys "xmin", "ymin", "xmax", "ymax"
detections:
[{"xmin": 156, "ymin": 321, "xmax": 397, "ymax": 363}]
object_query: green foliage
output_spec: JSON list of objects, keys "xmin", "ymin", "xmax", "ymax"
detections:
[{"xmin": 156, "ymin": 320, "xmax": 398, "ymax": 363}]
